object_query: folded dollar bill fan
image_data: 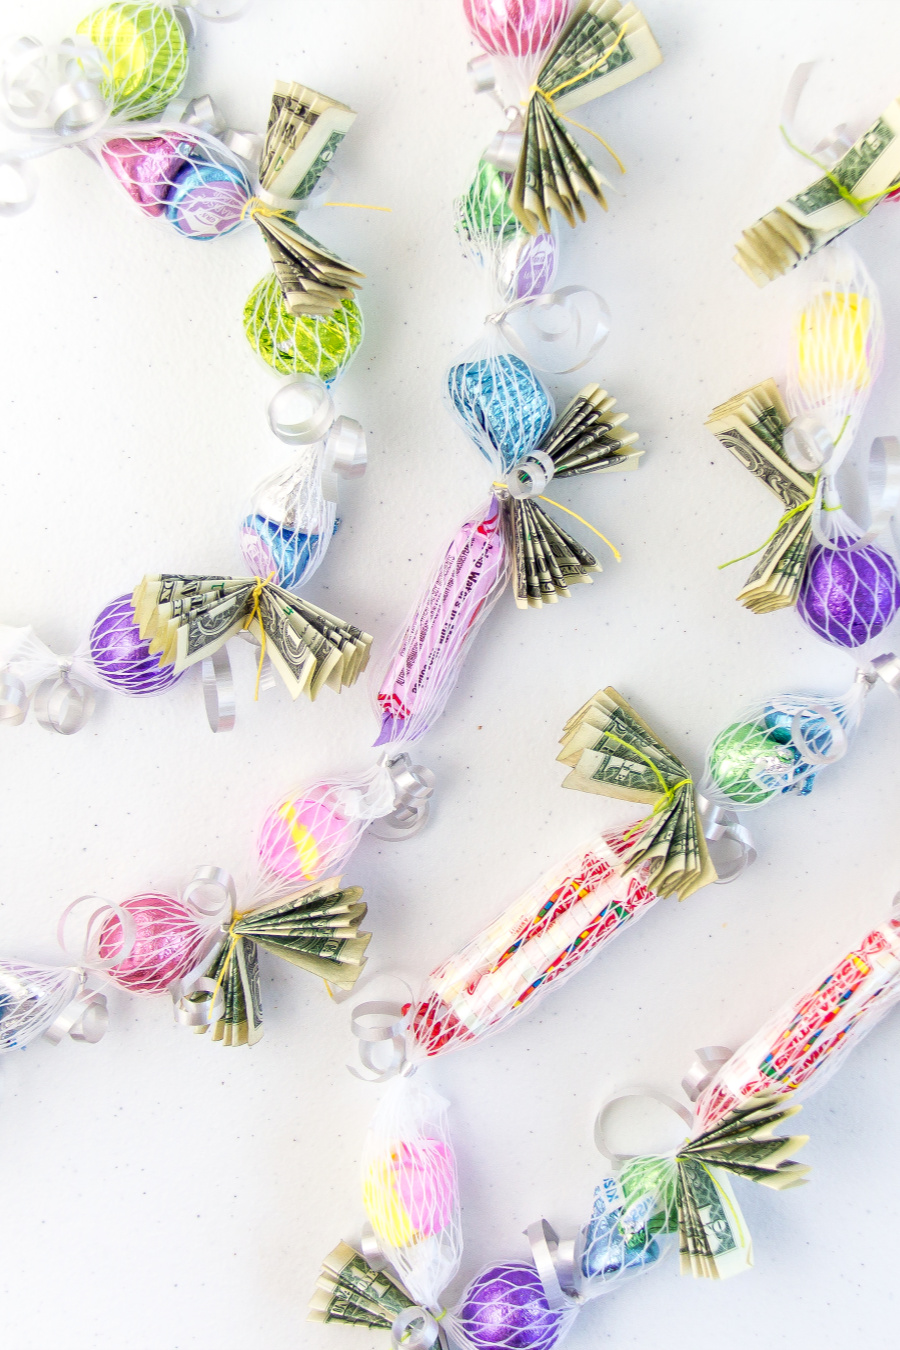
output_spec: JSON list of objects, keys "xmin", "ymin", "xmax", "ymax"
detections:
[
  {"xmin": 132, "ymin": 573, "xmax": 372, "ymax": 701},
  {"xmin": 464, "ymin": 0, "xmax": 663, "ymax": 235}
]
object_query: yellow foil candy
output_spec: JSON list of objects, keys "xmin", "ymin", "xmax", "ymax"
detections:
[
  {"xmin": 363, "ymin": 1157, "xmax": 414, "ymax": 1248},
  {"xmin": 796, "ymin": 290, "xmax": 873, "ymax": 395},
  {"xmin": 76, "ymin": 3, "xmax": 188, "ymax": 119}
]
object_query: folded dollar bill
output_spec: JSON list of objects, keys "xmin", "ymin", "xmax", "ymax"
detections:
[
  {"xmin": 254, "ymin": 81, "xmax": 364, "ymax": 317},
  {"xmin": 131, "ymin": 574, "xmax": 372, "ymax": 700},
  {"xmin": 558, "ymin": 686, "xmax": 716, "ymax": 900},
  {"xmin": 706, "ymin": 379, "xmax": 816, "ymax": 613},
  {"xmin": 308, "ymin": 1241, "xmax": 413, "ymax": 1328},
  {"xmin": 735, "ymin": 99, "xmax": 900, "ymax": 285},
  {"xmin": 503, "ymin": 382, "xmax": 641, "ymax": 609},
  {"xmin": 193, "ymin": 879, "xmax": 370, "ymax": 1047},
  {"xmin": 510, "ymin": 0, "xmax": 663, "ymax": 234}
]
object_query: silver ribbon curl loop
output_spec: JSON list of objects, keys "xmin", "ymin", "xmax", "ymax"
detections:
[
  {"xmin": 201, "ymin": 646, "xmax": 235, "ymax": 733},
  {"xmin": 695, "ymin": 793, "xmax": 757, "ymax": 884},
  {"xmin": 57, "ymin": 895, "xmax": 138, "ymax": 972},
  {"xmin": 487, "ymin": 284, "xmax": 610, "ymax": 375},
  {"xmin": 870, "ymin": 652, "xmax": 900, "ymax": 694},
  {"xmin": 349, "ymin": 997, "xmax": 414, "ymax": 1082},
  {"xmin": 390, "ymin": 1306, "xmax": 443, "ymax": 1350},
  {"xmin": 170, "ymin": 866, "xmax": 235, "ymax": 1022},
  {"xmin": 0, "ymin": 38, "xmax": 109, "ymax": 141},
  {"xmin": 524, "ymin": 1219, "xmax": 580, "ymax": 1310},
  {"xmin": 484, "ymin": 107, "xmax": 525, "ymax": 173},
  {"xmin": 268, "ymin": 375, "xmax": 336, "ymax": 445},
  {"xmin": 43, "ymin": 983, "xmax": 109, "ymax": 1045},
  {"xmin": 359, "ymin": 1221, "xmax": 389, "ymax": 1271},
  {"xmin": 32, "ymin": 667, "xmax": 96, "ymax": 735},
  {"xmin": 781, "ymin": 62, "xmax": 855, "ymax": 168},
  {"xmin": 182, "ymin": 865, "xmax": 236, "ymax": 921},
  {"xmin": 0, "ymin": 672, "xmax": 29, "ymax": 725},
  {"xmin": 507, "ymin": 449, "xmax": 555, "ymax": 500},
  {"xmin": 681, "ymin": 1046, "xmax": 734, "ymax": 1102},
  {"xmin": 320, "ymin": 416, "xmax": 368, "ymax": 505},
  {"xmin": 594, "ymin": 1091, "xmax": 693, "ymax": 1165},
  {"xmin": 172, "ymin": 975, "xmax": 224, "ymax": 1027},
  {"xmin": 367, "ymin": 753, "xmax": 436, "ymax": 842}
]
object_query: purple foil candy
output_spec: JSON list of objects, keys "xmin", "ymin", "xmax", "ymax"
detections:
[
  {"xmin": 511, "ymin": 231, "xmax": 557, "ymax": 301},
  {"xmin": 89, "ymin": 595, "xmax": 183, "ymax": 695},
  {"xmin": 456, "ymin": 1264, "xmax": 566, "ymax": 1350},
  {"xmin": 101, "ymin": 135, "xmax": 190, "ymax": 216},
  {"xmin": 165, "ymin": 160, "xmax": 248, "ymax": 239},
  {"xmin": 798, "ymin": 538, "xmax": 900, "ymax": 648}
]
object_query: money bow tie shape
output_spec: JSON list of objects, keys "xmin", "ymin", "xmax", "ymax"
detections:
[
  {"xmin": 131, "ymin": 573, "xmax": 372, "ymax": 702},
  {"xmin": 466, "ymin": 0, "xmax": 662, "ymax": 234}
]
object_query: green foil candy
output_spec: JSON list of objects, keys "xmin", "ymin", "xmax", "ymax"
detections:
[
  {"xmin": 243, "ymin": 273, "xmax": 363, "ymax": 382},
  {"xmin": 456, "ymin": 158, "xmax": 520, "ymax": 247},
  {"xmin": 76, "ymin": 3, "xmax": 188, "ymax": 120},
  {"xmin": 620, "ymin": 1156, "xmax": 678, "ymax": 1236},
  {"xmin": 707, "ymin": 720, "xmax": 796, "ymax": 807}
]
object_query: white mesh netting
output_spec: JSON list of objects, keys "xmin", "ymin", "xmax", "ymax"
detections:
[
  {"xmin": 361, "ymin": 1077, "xmax": 462, "ymax": 1310},
  {"xmin": 406, "ymin": 832, "xmax": 658, "ymax": 1062},
  {"xmin": 98, "ymin": 891, "xmax": 218, "ymax": 997},
  {"xmin": 446, "ymin": 327, "xmax": 555, "ymax": 477},
  {"xmin": 0, "ymin": 961, "xmax": 81, "ymax": 1052},
  {"xmin": 76, "ymin": 3, "xmax": 189, "ymax": 121},
  {"xmin": 240, "ymin": 442, "xmax": 337, "ymax": 592},
  {"xmin": 576, "ymin": 1166, "xmax": 675, "ymax": 1294},
  {"xmin": 243, "ymin": 276, "xmax": 363, "ymax": 381}
]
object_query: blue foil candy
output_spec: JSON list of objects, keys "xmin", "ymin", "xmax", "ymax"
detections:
[
  {"xmin": 165, "ymin": 158, "xmax": 248, "ymax": 239},
  {"xmin": 240, "ymin": 514, "xmax": 337, "ymax": 591},
  {"xmin": 580, "ymin": 1184, "xmax": 663, "ymax": 1284},
  {"xmin": 447, "ymin": 352, "xmax": 553, "ymax": 474},
  {"xmin": 762, "ymin": 702, "xmax": 842, "ymax": 797}
]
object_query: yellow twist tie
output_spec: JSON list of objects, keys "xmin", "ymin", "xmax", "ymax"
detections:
[
  {"xmin": 493, "ymin": 483, "xmax": 622, "ymax": 561},
  {"xmin": 528, "ymin": 24, "xmax": 631, "ymax": 175},
  {"xmin": 241, "ymin": 195, "xmax": 391, "ymax": 222},
  {"xmin": 205, "ymin": 911, "xmax": 246, "ymax": 1026},
  {"xmin": 596, "ymin": 729, "xmax": 691, "ymax": 842},
  {"xmin": 243, "ymin": 573, "xmax": 276, "ymax": 700},
  {"xmin": 779, "ymin": 125, "xmax": 900, "ymax": 215}
]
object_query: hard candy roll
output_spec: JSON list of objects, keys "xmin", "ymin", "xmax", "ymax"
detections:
[
  {"xmin": 456, "ymin": 1264, "xmax": 566, "ymax": 1350},
  {"xmin": 447, "ymin": 353, "xmax": 553, "ymax": 473},
  {"xmin": 99, "ymin": 892, "xmax": 206, "ymax": 995},
  {"xmin": 463, "ymin": 0, "xmax": 572, "ymax": 56},
  {"xmin": 258, "ymin": 792, "xmax": 353, "ymax": 885},
  {"xmin": 798, "ymin": 539, "xmax": 900, "ymax": 647},
  {"xmin": 164, "ymin": 160, "xmax": 248, "ymax": 239},
  {"xmin": 707, "ymin": 721, "xmax": 795, "ymax": 807},
  {"xmin": 76, "ymin": 3, "xmax": 188, "ymax": 119},
  {"xmin": 101, "ymin": 134, "xmax": 188, "ymax": 215},
  {"xmin": 457, "ymin": 159, "xmax": 519, "ymax": 246},
  {"xmin": 89, "ymin": 594, "xmax": 183, "ymax": 695},
  {"xmin": 244, "ymin": 275, "xmax": 363, "ymax": 382}
]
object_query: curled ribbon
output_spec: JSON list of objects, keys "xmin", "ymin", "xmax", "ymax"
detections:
[
  {"xmin": 486, "ymin": 284, "xmax": 610, "ymax": 374},
  {"xmin": 32, "ymin": 664, "xmax": 96, "ymax": 735},
  {"xmin": 870, "ymin": 652, "xmax": 900, "ymax": 694},
  {"xmin": 780, "ymin": 63, "xmax": 855, "ymax": 169},
  {"xmin": 695, "ymin": 794, "xmax": 757, "ymax": 884},
  {"xmin": 170, "ymin": 866, "xmax": 237, "ymax": 1026},
  {"xmin": 43, "ymin": 893, "xmax": 143, "ymax": 1046},
  {"xmin": 43, "ymin": 980, "xmax": 109, "ymax": 1045},
  {"xmin": 593, "ymin": 1090, "xmax": 693, "ymax": 1164},
  {"xmin": 349, "ymin": 995, "xmax": 414, "ymax": 1082},
  {"xmin": 390, "ymin": 1305, "xmax": 443, "ymax": 1350},
  {"xmin": 202, "ymin": 645, "xmax": 235, "ymax": 733},
  {"xmin": 366, "ymin": 753, "xmax": 436, "ymax": 841},
  {"xmin": 681, "ymin": 1046, "xmax": 734, "ymax": 1103},
  {"xmin": 782, "ymin": 419, "xmax": 900, "ymax": 551},
  {"xmin": 523, "ymin": 1219, "xmax": 580, "ymax": 1310}
]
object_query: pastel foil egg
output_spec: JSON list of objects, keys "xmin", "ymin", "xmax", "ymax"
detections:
[
  {"xmin": 258, "ymin": 792, "xmax": 353, "ymax": 886},
  {"xmin": 101, "ymin": 134, "xmax": 189, "ymax": 215},
  {"xmin": 462, "ymin": 0, "xmax": 572, "ymax": 57},
  {"xmin": 504, "ymin": 230, "xmax": 557, "ymax": 301},
  {"xmin": 89, "ymin": 594, "xmax": 183, "ymax": 695},
  {"xmin": 76, "ymin": 3, "xmax": 188, "ymax": 119},
  {"xmin": 456, "ymin": 1264, "xmax": 566, "ymax": 1350},
  {"xmin": 707, "ymin": 721, "xmax": 794, "ymax": 808},
  {"xmin": 99, "ymin": 891, "xmax": 210, "ymax": 996},
  {"xmin": 165, "ymin": 160, "xmax": 249, "ymax": 239},
  {"xmin": 796, "ymin": 290, "xmax": 875, "ymax": 396},
  {"xmin": 447, "ymin": 353, "xmax": 553, "ymax": 473},
  {"xmin": 364, "ymin": 1139, "xmax": 456, "ymax": 1248},
  {"xmin": 239, "ymin": 515, "xmax": 335, "ymax": 593},
  {"xmin": 244, "ymin": 275, "xmax": 363, "ymax": 382},
  {"xmin": 798, "ymin": 539, "xmax": 900, "ymax": 647}
]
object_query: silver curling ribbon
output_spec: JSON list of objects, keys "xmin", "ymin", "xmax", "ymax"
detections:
[
  {"xmin": 202, "ymin": 645, "xmax": 235, "ymax": 733},
  {"xmin": 488, "ymin": 284, "xmax": 610, "ymax": 375},
  {"xmin": 781, "ymin": 63, "xmax": 855, "ymax": 168},
  {"xmin": 164, "ymin": 92, "xmax": 227, "ymax": 137},
  {"xmin": 593, "ymin": 1090, "xmax": 693, "ymax": 1164},
  {"xmin": 681, "ymin": 1046, "xmax": 734, "ymax": 1102},
  {"xmin": 467, "ymin": 53, "xmax": 497, "ymax": 95},
  {"xmin": 524, "ymin": 1220, "xmax": 580, "ymax": 1310},
  {"xmin": 170, "ymin": 867, "xmax": 235, "ymax": 1023},
  {"xmin": 32, "ymin": 666, "xmax": 96, "ymax": 735},
  {"xmin": 390, "ymin": 1307, "xmax": 443, "ymax": 1350},
  {"xmin": 0, "ymin": 671, "xmax": 29, "ymax": 725},
  {"xmin": 485, "ymin": 110, "xmax": 524, "ymax": 173},
  {"xmin": 871, "ymin": 652, "xmax": 900, "ymax": 693},
  {"xmin": 781, "ymin": 413, "xmax": 836, "ymax": 475},
  {"xmin": 349, "ymin": 996, "xmax": 414, "ymax": 1082},
  {"xmin": 320, "ymin": 416, "xmax": 368, "ymax": 504},
  {"xmin": 43, "ymin": 985, "xmax": 109, "ymax": 1045},
  {"xmin": 366, "ymin": 753, "xmax": 436, "ymax": 841},
  {"xmin": 267, "ymin": 375, "xmax": 336, "ymax": 445},
  {"xmin": 182, "ymin": 865, "xmax": 236, "ymax": 921},
  {"xmin": 695, "ymin": 793, "xmax": 757, "ymax": 883},
  {"xmin": 507, "ymin": 449, "xmax": 555, "ymax": 499},
  {"xmin": 359, "ymin": 1221, "xmax": 389, "ymax": 1271},
  {"xmin": 0, "ymin": 37, "xmax": 108, "ymax": 140}
]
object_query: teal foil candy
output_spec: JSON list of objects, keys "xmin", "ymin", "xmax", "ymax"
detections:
[
  {"xmin": 707, "ymin": 720, "xmax": 797, "ymax": 807},
  {"xmin": 447, "ymin": 353, "xmax": 553, "ymax": 474}
]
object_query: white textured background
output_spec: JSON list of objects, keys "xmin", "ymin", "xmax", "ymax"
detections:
[{"xmin": 1, "ymin": 1, "xmax": 900, "ymax": 1346}]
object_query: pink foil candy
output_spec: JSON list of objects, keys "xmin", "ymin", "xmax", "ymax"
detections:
[
  {"xmin": 462, "ymin": 0, "xmax": 571, "ymax": 57},
  {"xmin": 374, "ymin": 496, "xmax": 510, "ymax": 746},
  {"xmin": 100, "ymin": 891, "xmax": 213, "ymax": 996},
  {"xmin": 100, "ymin": 135, "xmax": 191, "ymax": 216}
]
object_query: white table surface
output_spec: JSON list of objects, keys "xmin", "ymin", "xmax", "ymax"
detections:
[{"xmin": 2, "ymin": 1, "xmax": 900, "ymax": 1346}]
